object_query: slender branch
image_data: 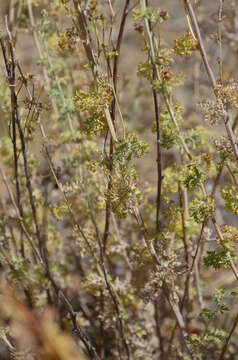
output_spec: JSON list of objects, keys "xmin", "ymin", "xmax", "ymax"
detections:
[
  {"xmin": 219, "ymin": 313, "xmax": 238, "ymax": 360},
  {"xmin": 0, "ymin": 165, "xmax": 100, "ymax": 359},
  {"xmin": 0, "ymin": 166, "xmax": 42, "ymax": 263},
  {"xmin": 0, "ymin": 36, "xmax": 45, "ymax": 260},
  {"xmin": 0, "ymin": 38, "xmax": 100, "ymax": 358},
  {"xmin": 141, "ymin": 0, "xmax": 191, "ymax": 159},
  {"xmin": 38, "ymin": 112, "xmax": 131, "ymax": 358},
  {"xmin": 154, "ymin": 298, "xmax": 165, "ymax": 360},
  {"xmin": 103, "ymin": 0, "xmax": 131, "ymax": 252},
  {"xmin": 212, "ymin": 218, "xmax": 238, "ymax": 280},
  {"xmin": 142, "ymin": 0, "xmax": 238, "ymax": 283},
  {"xmin": 184, "ymin": 0, "xmax": 238, "ymax": 163},
  {"xmin": 145, "ymin": 0, "xmax": 164, "ymax": 355},
  {"xmin": 224, "ymin": 116, "xmax": 238, "ymax": 162},
  {"xmin": 184, "ymin": 0, "xmax": 216, "ymax": 89},
  {"xmin": 133, "ymin": 208, "xmax": 189, "ymax": 347},
  {"xmin": 0, "ymin": 32, "xmax": 24, "ymax": 259},
  {"xmin": 218, "ymin": 0, "xmax": 224, "ymax": 82},
  {"xmin": 178, "ymin": 183, "xmax": 189, "ymax": 266},
  {"xmin": 72, "ymin": 0, "xmax": 117, "ymax": 142},
  {"xmin": 9, "ymin": 45, "xmax": 25, "ymax": 257},
  {"xmin": 88, "ymin": 199, "xmax": 131, "ymax": 359},
  {"xmin": 73, "ymin": 0, "xmax": 98, "ymax": 76},
  {"xmin": 194, "ymin": 256, "xmax": 203, "ymax": 309}
]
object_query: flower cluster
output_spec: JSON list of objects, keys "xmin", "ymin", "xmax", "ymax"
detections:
[
  {"xmin": 201, "ymin": 82, "xmax": 238, "ymax": 124},
  {"xmin": 215, "ymin": 82, "xmax": 238, "ymax": 110},
  {"xmin": 174, "ymin": 32, "xmax": 199, "ymax": 56},
  {"xmin": 189, "ymin": 197, "xmax": 214, "ymax": 223},
  {"xmin": 74, "ymin": 79, "xmax": 113, "ymax": 135},
  {"xmin": 58, "ymin": 27, "xmax": 78, "ymax": 52},
  {"xmin": 183, "ymin": 162, "xmax": 205, "ymax": 190},
  {"xmin": 111, "ymin": 133, "xmax": 149, "ymax": 166},
  {"xmin": 222, "ymin": 185, "xmax": 238, "ymax": 216},
  {"xmin": 105, "ymin": 167, "xmax": 141, "ymax": 218},
  {"xmin": 200, "ymin": 98, "xmax": 226, "ymax": 124}
]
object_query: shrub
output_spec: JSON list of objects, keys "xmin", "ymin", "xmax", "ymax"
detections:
[{"xmin": 0, "ymin": 0, "xmax": 238, "ymax": 359}]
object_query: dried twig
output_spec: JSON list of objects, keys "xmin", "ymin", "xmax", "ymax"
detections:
[{"xmin": 184, "ymin": 0, "xmax": 238, "ymax": 163}]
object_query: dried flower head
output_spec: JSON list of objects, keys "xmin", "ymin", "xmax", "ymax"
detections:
[
  {"xmin": 201, "ymin": 81, "xmax": 238, "ymax": 125},
  {"xmin": 200, "ymin": 98, "xmax": 226, "ymax": 124},
  {"xmin": 215, "ymin": 136, "xmax": 234, "ymax": 156},
  {"xmin": 215, "ymin": 82, "xmax": 238, "ymax": 110}
]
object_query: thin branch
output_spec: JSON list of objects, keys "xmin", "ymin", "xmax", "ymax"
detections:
[
  {"xmin": 0, "ymin": 166, "xmax": 42, "ymax": 263},
  {"xmin": 0, "ymin": 163, "xmax": 100, "ymax": 359},
  {"xmin": 146, "ymin": 0, "xmax": 164, "ymax": 355},
  {"xmin": 184, "ymin": 0, "xmax": 238, "ymax": 163},
  {"xmin": 103, "ymin": 0, "xmax": 131, "ymax": 252},
  {"xmin": 72, "ymin": 0, "xmax": 117, "ymax": 142},
  {"xmin": 178, "ymin": 183, "xmax": 189, "ymax": 266},
  {"xmin": 218, "ymin": 0, "xmax": 224, "ymax": 82},
  {"xmin": 88, "ymin": 199, "xmax": 131, "ymax": 360},
  {"xmin": 0, "ymin": 36, "xmax": 45, "ymax": 260},
  {"xmin": 141, "ymin": 0, "xmax": 191, "ymax": 159},
  {"xmin": 219, "ymin": 313, "xmax": 238, "ymax": 360},
  {"xmin": 184, "ymin": 0, "xmax": 216, "ymax": 89},
  {"xmin": 194, "ymin": 256, "xmax": 203, "ymax": 309}
]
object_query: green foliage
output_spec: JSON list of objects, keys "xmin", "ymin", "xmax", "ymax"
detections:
[
  {"xmin": 0, "ymin": 137, "xmax": 14, "ymax": 166},
  {"xmin": 152, "ymin": 102, "xmax": 183, "ymax": 149},
  {"xmin": 214, "ymin": 289, "xmax": 229, "ymax": 314},
  {"xmin": 184, "ymin": 126, "xmax": 213, "ymax": 152},
  {"xmin": 183, "ymin": 162, "xmax": 205, "ymax": 190},
  {"xmin": 200, "ymin": 289, "xmax": 229, "ymax": 322},
  {"xmin": 137, "ymin": 61, "xmax": 153, "ymax": 80},
  {"xmin": 105, "ymin": 166, "xmax": 140, "ymax": 218},
  {"xmin": 74, "ymin": 79, "xmax": 112, "ymax": 135},
  {"xmin": 200, "ymin": 307, "xmax": 216, "ymax": 320},
  {"xmin": 133, "ymin": 6, "xmax": 169, "ymax": 24},
  {"xmin": 111, "ymin": 133, "xmax": 149, "ymax": 166},
  {"xmin": 222, "ymin": 185, "xmax": 238, "ymax": 216},
  {"xmin": 204, "ymin": 246, "xmax": 233, "ymax": 269},
  {"xmin": 7, "ymin": 258, "xmax": 29, "ymax": 284},
  {"xmin": 189, "ymin": 196, "xmax": 214, "ymax": 223},
  {"xmin": 162, "ymin": 165, "xmax": 180, "ymax": 196},
  {"xmin": 189, "ymin": 327, "xmax": 226, "ymax": 359},
  {"xmin": 174, "ymin": 32, "xmax": 199, "ymax": 56},
  {"xmin": 204, "ymin": 327, "xmax": 226, "ymax": 346}
]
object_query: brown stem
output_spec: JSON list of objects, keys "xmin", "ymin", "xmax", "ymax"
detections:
[
  {"xmin": 178, "ymin": 182, "xmax": 190, "ymax": 326},
  {"xmin": 178, "ymin": 183, "xmax": 189, "ymax": 266},
  {"xmin": 184, "ymin": 0, "xmax": 216, "ymax": 89},
  {"xmin": 0, "ymin": 165, "xmax": 100, "ymax": 359},
  {"xmin": 88, "ymin": 200, "xmax": 131, "ymax": 359},
  {"xmin": 0, "ymin": 166, "xmax": 42, "ymax": 263},
  {"xmin": 103, "ymin": 0, "xmax": 131, "ymax": 252},
  {"xmin": 11, "ymin": 65, "xmax": 24, "ymax": 258},
  {"xmin": 0, "ymin": 37, "xmax": 25, "ymax": 258},
  {"xmin": 219, "ymin": 313, "xmax": 238, "ymax": 360},
  {"xmin": 217, "ymin": 0, "xmax": 224, "ymax": 82},
  {"xmin": 73, "ymin": 0, "xmax": 98, "ymax": 77},
  {"xmin": 154, "ymin": 298, "xmax": 165, "ymax": 360},
  {"xmin": 0, "ymin": 38, "xmax": 100, "ymax": 358},
  {"xmin": 0, "ymin": 37, "xmax": 45, "ymax": 260},
  {"xmin": 184, "ymin": 0, "xmax": 238, "ymax": 163},
  {"xmin": 146, "ymin": 0, "xmax": 164, "ymax": 355}
]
